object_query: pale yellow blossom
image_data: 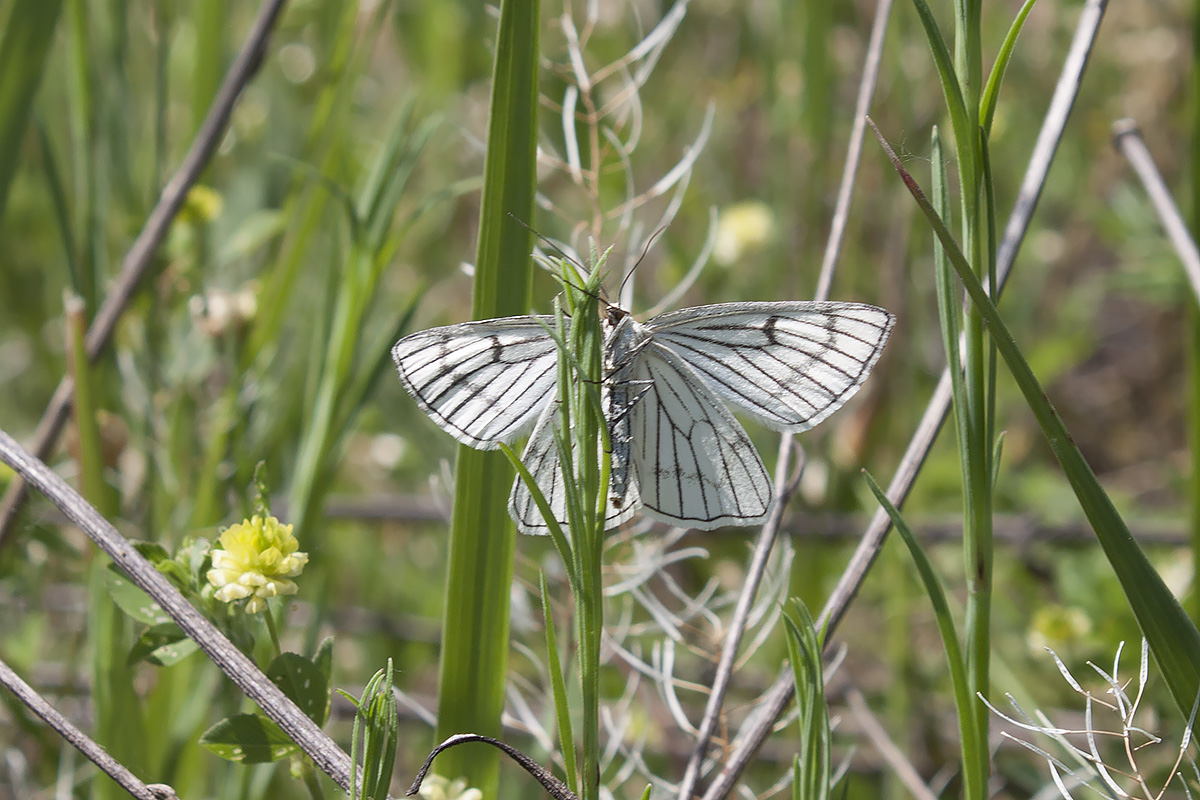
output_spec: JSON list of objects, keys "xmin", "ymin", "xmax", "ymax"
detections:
[
  {"xmin": 417, "ymin": 774, "xmax": 482, "ymax": 800},
  {"xmin": 1027, "ymin": 604, "xmax": 1092, "ymax": 654},
  {"xmin": 182, "ymin": 185, "xmax": 224, "ymax": 224},
  {"xmin": 713, "ymin": 201, "xmax": 776, "ymax": 265},
  {"xmin": 206, "ymin": 515, "xmax": 308, "ymax": 615}
]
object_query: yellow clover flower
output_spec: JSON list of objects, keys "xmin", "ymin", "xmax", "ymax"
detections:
[
  {"xmin": 417, "ymin": 775, "xmax": 482, "ymax": 800},
  {"xmin": 181, "ymin": 185, "xmax": 224, "ymax": 224},
  {"xmin": 713, "ymin": 201, "xmax": 776, "ymax": 266},
  {"xmin": 207, "ymin": 515, "xmax": 308, "ymax": 614}
]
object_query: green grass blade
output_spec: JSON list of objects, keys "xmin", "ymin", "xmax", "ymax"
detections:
[
  {"xmin": 435, "ymin": 0, "xmax": 541, "ymax": 794},
  {"xmin": 782, "ymin": 600, "xmax": 831, "ymax": 800},
  {"xmin": 191, "ymin": 0, "xmax": 229, "ymax": 135},
  {"xmin": 980, "ymin": 0, "xmax": 1039, "ymax": 134},
  {"xmin": 540, "ymin": 574, "xmax": 578, "ymax": 795},
  {"xmin": 874, "ymin": 124, "xmax": 1200, "ymax": 731},
  {"xmin": 65, "ymin": 294, "xmax": 112, "ymax": 516},
  {"xmin": 498, "ymin": 442, "xmax": 573, "ymax": 575},
  {"xmin": 349, "ymin": 662, "xmax": 399, "ymax": 800},
  {"xmin": 862, "ymin": 470, "xmax": 983, "ymax": 800},
  {"xmin": 1189, "ymin": 0, "xmax": 1200, "ymax": 623},
  {"xmin": 931, "ymin": 127, "xmax": 969, "ymax": 467},
  {"xmin": 242, "ymin": 0, "xmax": 369, "ymax": 366},
  {"xmin": 289, "ymin": 102, "xmax": 432, "ymax": 535},
  {"xmin": 0, "ymin": 0, "xmax": 64, "ymax": 224},
  {"xmin": 35, "ymin": 120, "xmax": 81, "ymax": 294},
  {"xmin": 908, "ymin": 0, "xmax": 975, "ymax": 186}
]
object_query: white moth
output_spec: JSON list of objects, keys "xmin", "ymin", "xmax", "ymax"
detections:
[{"xmin": 392, "ymin": 301, "xmax": 895, "ymax": 535}]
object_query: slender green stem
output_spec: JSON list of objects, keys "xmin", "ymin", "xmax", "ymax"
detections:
[
  {"xmin": 540, "ymin": 575, "xmax": 578, "ymax": 795},
  {"xmin": 300, "ymin": 758, "xmax": 326, "ymax": 800},
  {"xmin": 577, "ymin": 549, "xmax": 602, "ymax": 800},
  {"xmin": 863, "ymin": 472, "xmax": 982, "ymax": 800},
  {"xmin": 564, "ymin": 263, "xmax": 608, "ymax": 800},
  {"xmin": 950, "ymin": 4, "xmax": 992, "ymax": 789},
  {"xmin": 264, "ymin": 606, "xmax": 283, "ymax": 658},
  {"xmin": 1189, "ymin": 0, "xmax": 1200, "ymax": 623}
]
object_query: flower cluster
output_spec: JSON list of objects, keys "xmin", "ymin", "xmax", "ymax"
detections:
[
  {"xmin": 416, "ymin": 775, "xmax": 482, "ymax": 800},
  {"xmin": 206, "ymin": 515, "xmax": 308, "ymax": 614}
]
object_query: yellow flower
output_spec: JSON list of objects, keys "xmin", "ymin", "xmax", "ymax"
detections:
[
  {"xmin": 1027, "ymin": 604, "xmax": 1092, "ymax": 654},
  {"xmin": 181, "ymin": 185, "xmax": 224, "ymax": 224},
  {"xmin": 417, "ymin": 775, "xmax": 482, "ymax": 800},
  {"xmin": 206, "ymin": 515, "xmax": 308, "ymax": 615},
  {"xmin": 713, "ymin": 201, "xmax": 776, "ymax": 266}
]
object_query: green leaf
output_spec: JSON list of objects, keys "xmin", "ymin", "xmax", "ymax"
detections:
[
  {"xmin": 908, "ymin": 0, "xmax": 975, "ymax": 187},
  {"xmin": 782, "ymin": 600, "xmax": 830, "ymax": 800},
  {"xmin": 980, "ymin": 0, "xmax": 1039, "ymax": 134},
  {"xmin": 105, "ymin": 568, "xmax": 170, "ymax": 626},
  {"xmin": 313, "ymin": 636, "xmax": 335, "ymax": 685},
  {"xmin": 130, "ymin": 541, "xmax": 171, "ymax": 564},
  {"xmin": 861, "ymin": 470, "xmax": 983, "ymax": 799},
  {"xmin": 128, "ymin": 623, "xmax": 199, "ymax": 667},
  {"xmin": 0, "ymin": 0, "xmax": 65, "ymax": 223},
  {"xmin": 266, "ymin": 652, "xmax": 330, "ymax": 726},
  {"xmin": 200, "ymin": 713, "xmax": 298, "ymax": 763},
  {"xmin": 349, "ymin": 662, "xmax": 399, "ymax": 800},
  {"xmin": 540, "ymin": 574, "xmax": 577, "ymax": 795}
]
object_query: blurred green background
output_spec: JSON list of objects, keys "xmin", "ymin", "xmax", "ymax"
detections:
[{"xmin": 0, "ymin": 0, "xmax": 1196, "ymax": 798}]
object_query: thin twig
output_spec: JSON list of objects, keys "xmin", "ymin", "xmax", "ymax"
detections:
[
  {"xmin": 0, "ymin": 0, "xmax": 288, "ymax": 549},
  {"xmin": 304, "ymin": 495, "xmax": 1188, "ymax": 546},
  {"xmin": 699, "ymin": 1, "xmax": 1109, "ymax": 796},
  {"xmin": 846, "ymin": 689, "xmax": 938, "ymax": 800},
  {"xmin": 1111, "ymin": 119, "xmax": 1200, "ymax": 304},
  {"xmin": 814, "ymin": 0, "xmax": 896, "ymax": 301},
  {"xmin": 0, "ymin": 429, "xmax": 356, "ymax": 791},
  {"xmin": 0, "ymin": 656, "xmax": 176, "ymax": 800}
]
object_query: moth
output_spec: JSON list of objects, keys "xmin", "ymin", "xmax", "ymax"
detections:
[{"xmin": 392, "ymin": 301, "xmax": 894, "ymax": 535}]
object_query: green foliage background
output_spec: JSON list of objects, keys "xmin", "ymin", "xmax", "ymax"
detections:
[{"xmin": 0, "ymin": 1, "xmax": 1197, "ymax": 798}]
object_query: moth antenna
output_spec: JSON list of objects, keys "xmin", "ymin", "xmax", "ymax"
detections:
[
  {"xmin": 506, "ymin": 212, "xmax": 589, "ymax": 275},
  {"xmin": 617, "ymin": 225, "xmax": 669, "ymax": 302},
  {"xmin": 506, "ymin": 212, "xmax": 622, "ymax": 315}
]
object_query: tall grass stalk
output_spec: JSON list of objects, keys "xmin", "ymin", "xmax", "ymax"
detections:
[
  {"xmin": 911, "ymin": 1, "xmax": 1043, "ymax": 788},
  {"xmin": 433, "ymin": 0, "xmax": 540, "ymax": 794},
  {"xmin": 1190, "ymin": 0, "xmax": 1200, "ymax": 623},
  {"xmin": 0, "ymin": 0, "xmax": 64, "ymax": 225},
  {"xmin": 558, "ymin": 262, "xmax": 609, "ymax": 800},
  {"xmin": 930, "ymin": 126, "xmax": 987, "ymax": 798},
  {"xmin": 502, "ymin": 255, "xmax": 609, "ymax": 800}
]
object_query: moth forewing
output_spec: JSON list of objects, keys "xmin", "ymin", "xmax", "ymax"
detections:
[
  {"xmin": 390, "ymin": 316, "xmax": 560, "ymax": 449},
  {"xmin": 646, "ymin": 301, "xmax": 895, "ymax": 433}
]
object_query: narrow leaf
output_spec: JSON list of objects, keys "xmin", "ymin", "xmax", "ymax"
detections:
[
  {"xmin": 980, "ymin": 0, "xmax": 1039, "ymax": 134},
  {"xmin": 540, "ymin": 574, "xmax": 578, "ymax": 795},
  {"xmin": 0, "ymin": 0, "xmax": 65, "ymax": 223},
  {"xmin": 872, "ymin": 119, "xmax": 1200, "ymax": 733}
]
